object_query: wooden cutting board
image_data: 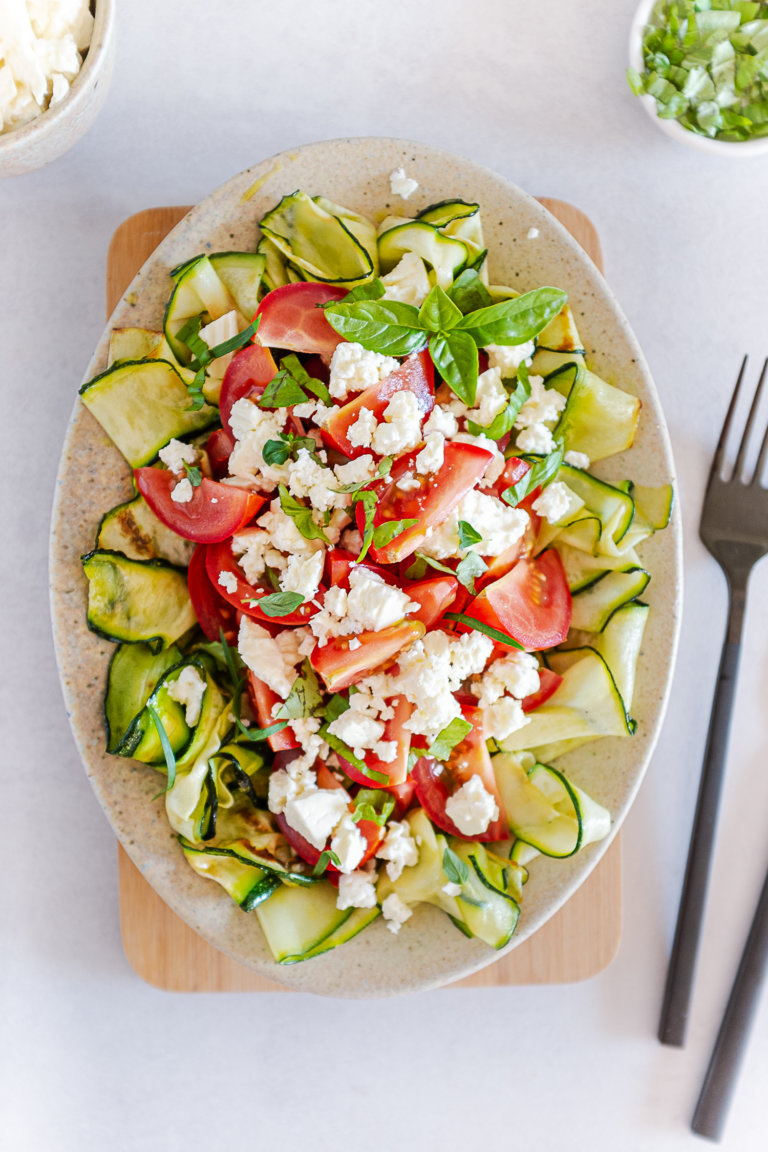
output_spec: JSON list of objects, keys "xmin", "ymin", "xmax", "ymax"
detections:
[{"xmin": 110, "ymin": 200, "xmax": 622, "ymax": 992}]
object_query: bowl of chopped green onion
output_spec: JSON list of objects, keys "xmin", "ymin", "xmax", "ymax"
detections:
[{"xmin": 629, "ymin": 0, "xmax": 768, "ymax": 153}]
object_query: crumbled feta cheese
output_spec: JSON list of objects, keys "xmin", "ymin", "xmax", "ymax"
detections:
[
  {"xmin": 238, "ymin": 617, "xmax": 299, "ymax": 699},
  {"xmin": 288, "ymin": 448, "xmax": 345, "ymax": 512},
  {"xmin": 516, "ymin": 422, "xmax": 556, "ymax": 455},
  {"xmin": 231, "ymin": 527, "xmax": 287, "ymax": 584},
  {"xmin": 159, "ymin": 438, "xmax": 198, "ymax": 475},
  {"xmin": 484, "ymin": 342, "xmax": 535, "ymax": 376},
  {"xmin": 441, "ymin": 881, "xmax": 462, "ymax": 898},
  {"xmin": 397, "ymin": 474, "xmax": 422, "ymax": 492},
  {"xmin": 515, "ymin": 376, "xmax": 566, "ymax": 430},
  {"xmin": 389, "ymin": 166, "xmax": 419, "ymax": 199},
  {"xmin": 217, "ymin": 570, "xmax": 238, "ymax": 594},
  {"xmin": 527, "ymin": 227, "xmax": 540, "ymax": 239},
  {"xmin": 199, "ymin": 310, "xmax": 242, "ymax": 379},
  {"xmin": 532, "ymin": 480, "xmax": 579, "ymax": 524},
  {"xmin": 423, "ymin": 404, "xmax": 459, "ymax": 439},
  {"xmin": 268, "ymin": 761, "xmax": 318, "ymax": 815},
  {"xmin": 334, "ymin": 454, "xmax": 377, "ymax": 487},
  {"xmin": 371, "ymin": 390, "xmax": 423, "ymax": 456},
  {"xmin": 346, "ymin": 565, "xmax": 416, "ymax": 632},
  {"xmin": 336, "ymin": 869, "xmax": 378, "ymax": 911},
  {"xmin": 330, "ymin": 814, "xmax": 367, "ymax": 874},
  {"xmin": 466, "ymin": 366, "xmax": 508, "ymax": 428},
  {"xmin": 452, "ymin": 431, "xmax": 504, "ymax": 486},
  {"xmin": 415, "ymin": 432, "xmax": 445, "ymax": 475},
  {"xmin": 170, "ymin": 478, "xmax": 194, "ymax": 504},
  {"xmin": 445, "ymin": 775, "xmax": 499, "ymax": 836},
  {"xmin": 474, "ymin": 651, "xmax": 541, "ymax": 707},
  {"xmin": 381, "ymin": 892, "xmax": 413, "ymax": 934},
  {"xmin": 329, "ymin": 342, "xmax": 398, "ymax": 401},
  {"xmin": 347, "ymin": 406, "xmax": 377, "ymax": 449},
  {"xmin": 376, "ymin": 821, "xmax": 418, "ymax": 882},
  {"xmin": 419, "ymin": 490, "xmax": 528, "ymax": 560},
  {"xmin": 564, "ymin": 449, "xmax": 590, "ymax": 470},
  {"xmin": 284, "ymin": 788, "xmax": 350, "ymax": 851},
  {"xmin": 373, "ymin": 740, "xmax": 397, "ymax": 763},
  {"xmin": 166, "ymin": 665, "xmax": 206, "ymax": 726},
  {"xmin": 259, "ymin": 498, "xmax": 326, "ymax": 556},
  {"xmin": 484, "ymin": 696, "xmax": 529, "ymax": 741},
  {"xmin": 279, "ymin": 549, "xmax": 325, "ymax": 600},
  {"xmin": 348, "ymin": 637, "xmax": 362, "ymax": 651},
  {"xmin": 326, "ymin": 709, "xmax": 385, "ymax": 760},
  {"xmin": 227, "ymin": 402, "xmax": 289, "ymax": 489},
  {"xmin": 380, "ymin": 252, "xmax": 430, "ymax": 306}
]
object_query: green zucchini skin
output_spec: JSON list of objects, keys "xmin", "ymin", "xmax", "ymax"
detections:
[{"xmin": 82, "ymin": 549, "xmax": 197, "ymax": 652}]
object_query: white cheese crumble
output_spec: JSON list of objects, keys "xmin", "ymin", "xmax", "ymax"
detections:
[
  {"xmin": 483, "ymin": 695, "xmax": 529, "ymax": 741},
  {"xmin": 380, "ymin": 252, "xmax": 430, "ymax": 306},
  {"xmin": 442, "ymin": 881, "xmax": 462, "ymax": 897},
  {"xmin": 532, "ymin": 480, "xmax": 580, "ymax": 525},
  {"xmin": 326, "ymin": 709, "xmax": 386, "ymax": 761},
  {"xmin": 310, "ymin": 566, "xmax": 417, "ymax": 646},
  {"xmin": 334, "ymin": 453, "xmax": 377, "ymax": 487},
  {"xmin": 484, "ymin": 342, "xmax": 535, "ymax": 376},
  {"xmin": 423, "ymin": 404, "xmax": 459, "ymax": 439},
  {"xmin": 238, "ymin": 617, "xmax": 300, "ymax": 699},
  {"xmin": 381, "ymin": 892, "xmax": 413, "ymax": 934},
  {"xmin": 329, "ymin": 342, "xmax": 398, "ymax": 401},
  {"xmin": 267, "ymin": 760, "xmax": 318, "ymax": 815},
  {"xmin": 371, "ymin": 390, "xmax": 423, "ymax": 456},
  {"xmin": 564, "ymin": 449, "xmax": 590, "ymax": 470},
  {"xmin": 336, "ymin": 869, "xmax": 378, "ymax": 911},
  {"xmin": 515, "ymin": 375, "xmax": 566, "ymax": 430},
  {"xmin": 159, "ymin": 438, "xmax": 198, "ymax": 475},
  {"xmin": 445, "ymin": 774, "xmax": 499, "ymax": 836},
  {"xmin": 347, "ymin": 406, "xmax": 377, "ymax": 449},
  {"xmin": 0, "ymin": 0, "xmax": 93, "ymax": 135},
  {"xmin": 452, "ymin": 431, "xmax": 505, "ymax": 487},
  {"xmin": 284, "ymin": 788, "xmax": 350, "ymax": 851},
  {"xmin": 516, "ymin": 421, "xmax": 556, "ymax": 455},
  {"xmin": 474, "ymin": 651, "xmax": 541, "ymax": 706},
  {"xmin": 287, "ymin": 448, "xmax": 346, "ymax": 513},
  {"xmin": 389, "ymin": 166, "xmax": 419, "ymax": 199},
  {"xmin": 527, "ymin": 227, "xmax": 540, "ymax": 239},
  {"xmin": 227, "ymin": 401, "xmax": 289, "ymax": 490},
  {"xmin": 466, "ymin": 366, "xmax": 508, "ymax": 428},
  {"xmin": 415, "ymin": 431, "xmax": 445, "ymax": 475},
  {"xmin": 199, "ymin": 310, "xmax": 242, "ymax": 380},
  {"xmin": 420, "ymin": 490, "xmax": 528, "ymax": 561},
  {"xmin": 217, "ymin": 570, "xmax": 238, "ymax": 594},
  {"xmin": 170, "ymin": 478, "xmax": 194, "ymax": 504},
  {"xmin": 166, "ymin": 665, "xmax": 206, "ymax": 727},
  {"xmin": 376, "ymin": 821, "xmax": 418, "ymax": 882},
  {"xmin": 330, "ymin": 814, "xmax": 367, "ymax": 874},
  {"xmin": 231, "ymin": 527, "xmax": 287, "ymax": 585},
  {"xmin": 279, "ymin": 549, "xmax": 325, "ymax": 600}
]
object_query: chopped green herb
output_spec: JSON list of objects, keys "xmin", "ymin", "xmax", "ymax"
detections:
[
  {"xmin": 254, "ymin": 591, "xmax": 305, "ymax": 618},
  {"xmin": 275, "ymin": 660, "xmax": 323, "ymax": 720},
  {"xmin": 429, "ymin": 717, "xmax": 473, "ymax": 760},
  {"xmin": 258, "ymin": 369, "xmax": 309, "ymax": 409},
  {"xmin": 323, "ymin": 299, "xmax": 429, "ymax": 357},
  {"xmin": 324, "ymin": 693, "xmax": 351, "ymax": 724},
  {"xmin": 351, "ymin": 789, "xmax": 396, "ymax": 826},
  {"xmin": 457, "ymin": 520, "xmax": 482, "ymax": 549},
  {"xmin": 372, "ymin": 517, "xmax": 418, "ymax": 549},
  {"xmin": 444, "ymin": 611, "xmax": 524, "ymax": 650},
  {"xmin": 278, "ymin": 485, "xmax": 330, "ymax": 544},
  {"xmin": 147, "ymin": 702, "xmax": 177, "ymax": 792},
  {"xmin": 455, "ymin": 551, "xmax": 487, "ymax": 595},
  {"xmin": 501, "ymin": 442, "xmax": 564, "ymax": 508},
  {"xmin": 312, "ymin": 848, "xmax": 342, "ymax": 876},
  {"xmin": 448, "ymin": 269, "xmax": 493, "ymax": 315},
  {"xmin": 418, "ymin": 284, "xmax": 463, "ymax": 333},
  {"xmin": 342, "ymin": 279, "xmax": 386, "ymax": 303},
  {"xmin": 206, "ymin": 317, "xmax": 259, "ymax": 359},
  {"xmin": 321, "ymin": 724, "xmax": 389, "ymax": 783},
  {"xmin": 183, "ymin": 462, "xmax": 203, "ymax": 487},
  {"xmin": 443, "ymin": 845, "xmax": 469, "ymax": 887}
]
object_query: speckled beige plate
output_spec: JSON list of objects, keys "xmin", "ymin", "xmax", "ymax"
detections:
[{"xmin": 50, "ymin": 138, "xmax": 682, "ymax": 998}]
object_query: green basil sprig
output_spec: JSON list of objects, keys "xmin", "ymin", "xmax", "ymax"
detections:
[
  {"xmin": 175, "ymin": 315, "xmax": 259, "ymax": 411},
  {"xmin": 278, "ymin": 485, "xmax": 330, "ymax": 544},
  {"xmin": 254, "ymin": 591, "xmax": 305, "ymax": 618},
  {"xmin": 442, "ymin": 845, "xmax": 469, "ymax": 886},
  {"xmin": 501, "ymin": 442, "xmax": 564, "ymax": 508},
  {"xmin": 351, "ymin": 788, "xmax": 396, "ymax": 827},
  {"xmin": 275, "ymin": 660, "xmax": 323, "ymax": 720}
]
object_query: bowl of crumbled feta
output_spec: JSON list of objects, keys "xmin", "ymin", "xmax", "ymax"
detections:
[
  {"xmin": 0, "ymin": 0, "xmax": 115, "ymax": 177},
  {"xmin": 51, "ymin": 138, "xmax": 681, "ymax": 996}
]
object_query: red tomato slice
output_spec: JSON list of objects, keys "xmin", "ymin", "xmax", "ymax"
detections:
[
  {"xmin": 468, "ymin": 549, "xmax": 572, "ymax": 651},
  {"xmin": 311, "ymin": 621, "xmax": 425, "ymax": 691},
  {"xmin": 363, "ymin": 441, "xmax": 494, "ymax": 565},
  {"xmin": 324, "ymin": 548, "xmax": 395, "ymax": 589},
  {"xmin": 402, "ymin": 576, "xmax": 459, "ymax": 629},
  {"xmin": 134, "ymin": 468, "xmax": 263, "ymax": 544},
  {"xmin": 411, "ymin": 705, "xmax": 507, "ymax": 842},
  {"xmin": 246, "ymin": 673, "xmax": 300, "ymax": 752},
  {"xmin": 521, "ymin": 667, "xmax": 563, "ymax": 712},
  {"xmin": 219, "ymin": 344, "xmax": 279, "ymax": 438},
  {"xmin": 204, "ymin": 538, "xmax": 319, "ymax": 626},
  {"xmin": 383, "ymin": 778, "xmax": 416, "ymax": 820},
  {"xmin": 205, "ymin": 427, "xmax": 235, "ymax": 479},
  {"xmin": 255, "ymin": 282, "xmax": 348, "ymax": 356},
  {"xmin": 492, "ymin": 456, "xmax": 531, "ymax": 500},
  {"xmin": 323, "ymin": 349, "xmax": 434, "ymax": 458},
  {"xmin": 477, "ymin": 508, "xmax": 540, "ymax": 592},
  {"xmin": 337, "ymin": 694, "xmax": 413, "ymax": 789},
  {"xmin": 275, "ymin": 810, "xmax": 383, "ymax": 874},
  {"xmin": 187, "ymin": 545, "xmax": 238, "ymax": 643}
]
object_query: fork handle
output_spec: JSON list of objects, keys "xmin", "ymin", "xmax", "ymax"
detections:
[
  {"xmin": 659, "ymin": 593, "xmax": 745, "ymax": 1048},
  {"xmin": 692, "ymin": 856, "xmax": 768, "ymax": 1140}
]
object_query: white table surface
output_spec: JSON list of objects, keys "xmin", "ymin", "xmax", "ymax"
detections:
[{"xmin": 3, "ymin": 0, "xmax": 768, "ymax": 1148}]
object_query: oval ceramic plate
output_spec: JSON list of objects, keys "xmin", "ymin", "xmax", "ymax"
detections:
[{"xmin": 50, "ymin": 138, "xmax": 682, "ymax": 997}]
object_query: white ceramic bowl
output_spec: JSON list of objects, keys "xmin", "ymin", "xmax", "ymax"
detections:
[
  {"xmin": 0, "ymin": 0, "xmax": 115, "ymax": 178},
  {"xmin": 50, "ymin": 138, "xmax": 682, "ymax": 997},
  {"xmin": 630, "ymin": 0, "xmax": 768, "ymax": 156}
]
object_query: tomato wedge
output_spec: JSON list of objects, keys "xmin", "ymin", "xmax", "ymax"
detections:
[
  {"xmin": 337, "ymin": 694, "xmax": 413, "ymax": 790},
  {"xmin": 275, "ymin": 809, "xmax": 384, "ymax": 874},
  {"xmin": 362, "ymin": 441, "xmax": 494, "ymax": 565},
  {"xmin": 467, "ymin": 549, "xmax": 572, "ymax": 651},
  {"xmin": 324, "ymin": 548, "xmax": 394, "ymax": 589},
  {"xmin": 204, "ymin": 538, "xmax": 319, "ymax": 626},
  {"xmin": 311, "ymin": 620, "xmax": 425, "ymax": 691},
  {"xmin": 187, "ymin": 545, "xmax": 238, "ymax": 643},
  {"xmin": 323, "ymin": 349, "xmax": 434, "ymax": 458},
  {"xmin": 255, "ymin": 282, "xmax": 348, "ymax": 357},
  {"xmin": 219, "ymin": 343, "xmax": 279, "ymax": 437},
  {"xmin": 402, "ymin": 576, "xmax": 459, "ymax": 629},
  {"xmin": 134, "ymin": 468, "xmax": 263, "ymax": 544},
  {"xmin": 247, "ymin": 673, "xmax": 300, "ymax": 752},
  {"xmin": 492, "ymin": 456, "xmax": 531, "ymax": 500},
  {"xmin": 411, "ymin": 705, "xmax": 507, "ymax": 842},
  {"xmin": 521, "ymin": 667, "xmax": 563, "ymax": 712},
  {"xmin": 205, "ymin": 427, "xmax": 235, "ymax": 479}
]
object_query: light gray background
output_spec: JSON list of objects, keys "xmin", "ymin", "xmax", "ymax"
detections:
[{"xmin": 2, "ymin": 1, "xmax": 768, "ymax": 1148}]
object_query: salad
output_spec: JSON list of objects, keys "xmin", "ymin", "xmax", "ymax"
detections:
[{"xmin": 79, "ymin": 187, "xmax": 672, "ymax": 963}]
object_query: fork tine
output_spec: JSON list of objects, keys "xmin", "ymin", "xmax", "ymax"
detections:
[
  {"xmin": 712, "ymin": 355, "xmax": 748, "ymax": 480},
  {"xmin": 751, "ymin": 359, "xmax": 768, "ymax": 485},
  {"xmin": 734, "ymin": 357, "xmax": 768, "ymax": 480}
]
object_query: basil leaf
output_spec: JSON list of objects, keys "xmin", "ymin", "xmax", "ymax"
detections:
[
  {"xmin": 351, "ymin": 788, "xmax": 396, "ymax": 826},
  {"xmin": 320, "ymin": 724, "xmax": 389, "ymax": 783},
  {"xmin": 351, "ymin": 489, "xmax": 377, "ymax": 561},
  {"xmin": 278, "ymin": 485, "xmax": 330, "ymax": 544},
  {"xmin": 184, "ymin": 462, "xmax": 203, "ymax": 487},
  {"xmin": 429, "ymin": 716, "xmax": 473, "ymax": 761},
  {"xmin": 410, "ymin": 552, "xmax": 456, "ymax": 577},
  {"xmin": 275, "ymin": 659, "xmax": 323, "ymax": 720},
  {"xmin": 343, "ymin": 279, "xmax": 385, "ymax": 302},
  {"xmin": 147, "ymin": 702, "xmax": 177, "ymax": 792},
  {"xmin": 324, "ymin": 693, "xmax": 351, "ymax": 724},
  {"xmin": 185, "ymin": 366, "xmax": 208, "ymax": 412},
  {"xmin": 281, "ymin": 353, "xmax": 331, "ymax": 405},
  {"xmin": 418, "ymin": 284, "xmax": 463, "ymax": 333},
  {"xmin": 429, "ymin": 330, "xmax": 478, "ymax": 406},
  {"xmin": 259, "ymin": 370, "xmax": 309, "ymax": 409},
  {"xmin": 501, "ymin": 442, "xmax": 564, "ymax": 508},
  {"xmin": 442, "ymin": 845, "xmax": 469, "ymax": 886},
  {"xmin": 444, "ymin": 611, "xmax": 523, "ymax": 650},
  {"xmin": 407, "ymin": 745, "xmax": 429, "ymax": 771},
  {"xmin": 312, "ymin": 848, "xmax": 342, "ymax": 877},
  {"xmin": 457, "ymin": 520, "xmax": 482, "ymax": 549},
  {"xmin": 175, "ymin": 315, "xmax": 210, "ymax": 363},
  {"xmin": 255, "ymin": 591, "xmax": 305, "ymax": 618},
  {"xmin": 457, "ymin": 287, "xmax": 567, "ymax": 346},
  {"xmin": 239, "ymin": 720, "xmax": 289, "ymax": 742},
  {"xmin": 455, "ymin": 551, "xmax": 487, "ymax": 595},
  {"xmin": 206, "ymin": 317, "xmax": 259, "ymax": 359},
  {"xmin": 377, "ymin": 455, "xmax": 394, "ymax": 478},
  {"xmin": 448, "ymin": 269, "xmax": 493, "ymax": 315},
  {"xmin": 372, "ymin": 517, "xmax": 418, "ymax": 549},
  {"xmin": 323, "ymin": 300, "xmax": 429, "ymax": 357},
  {"xmin": 262, "ymin": 438, "xmax": 291, "ymax": 466}
]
